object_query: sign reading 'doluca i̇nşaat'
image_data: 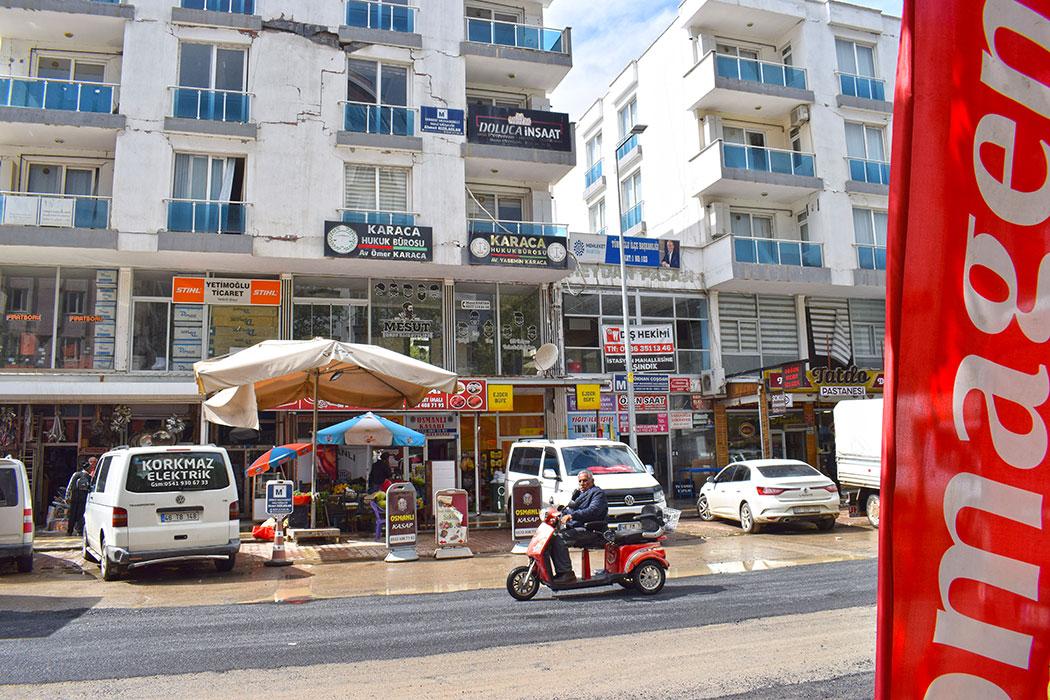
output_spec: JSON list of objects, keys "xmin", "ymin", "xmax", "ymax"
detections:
[
  {"xmin": 466, "ymin": 105, "xmax": 572, "ymax": 151},
  {"xmin": 324, "ymin": 221, "xmax": 433, "ymax": 262}
]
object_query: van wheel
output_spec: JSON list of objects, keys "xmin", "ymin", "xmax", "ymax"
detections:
[
  {"xmin": 740, "ymin": 503, "xmax": 762, "ymax": 534},
  {"xmin": 16, "ymin": 554, "xmax": 33, "ymax": 573},
  {"xmin": 633, "ymin": 562, "xmax": 665, "ymax": 595},
  {"xmin": 866, "ymin": 493, "xmax": 881, "ymax": 529},
  {"xmin": 214, "ymin": 555, "xmax": 236, "ymax": 573},
  {"xmin": 82, "ymin": 533, "xmax": 98, "ymax": 563},
  {"xmin": 99, "ymin": 538, "xmax": 120, "ymax": 581}
]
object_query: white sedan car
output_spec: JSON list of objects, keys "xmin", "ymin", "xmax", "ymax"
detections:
[{"xmin": 696, "ymin": 459, "xmax": 839, "ymax": 533}]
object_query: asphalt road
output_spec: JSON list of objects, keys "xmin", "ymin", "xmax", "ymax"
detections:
[{"xmin": 1, "ymin": 557, "xmax": 876, "ymax": 696}]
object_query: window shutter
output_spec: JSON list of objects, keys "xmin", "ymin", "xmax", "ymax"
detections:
[
  {"xmin": 719, "ymin": 294, "xmax": 759, "ymax": 353},
  {"xmin": 345, "ymin": 165, "xmax": 376, "ymax": 209},
  {"xmin": 808, "ymin": 297, "xmax": 851, "ymax": 362},
  {"xmin": 849, "ymin": 299, "xmax": 886, "ymax": 362},
  {"xmin": 757, "ymin": 295, "xmax": 798, "ymax": 357},
  {"xmin": 378, "ymin": 168, "xmax": 408, "ymax": 212}
]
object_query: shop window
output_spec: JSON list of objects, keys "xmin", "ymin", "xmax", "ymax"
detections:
[
  {"xmin": 132, "ymin": 300, "xmax": 175, "ymax": 371},
  {"xmin": 293, "ymin": 276, "xmax": 368, "ymax": 300},
  {"xmin": 499, "ymin": 285, "xmax": 541, "ymax": 376},
  {"xmin": 0, "ymin": 267, "xmax": 56, "ymax": 369},
  {"xmin": 292, "ymin": 304, "xmax": 365, "ymax": 344},
  {"xmin": 455, "ymin": 282, "xmax": 497, "ymax": 376},
  {"xmin": 370, "ymin": 279, "xmax": 443, "ymax": 366},
  {"xmin": 209, "ymin": 305, "xmax": 279, "ymax": 358}
]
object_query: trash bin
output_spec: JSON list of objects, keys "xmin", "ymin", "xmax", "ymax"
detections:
[{"xmin": 489, "ymin": 481, "xmax": 505, "ymax": 512}]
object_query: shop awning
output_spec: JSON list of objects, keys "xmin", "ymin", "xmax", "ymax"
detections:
[{"xmin": 0, "ymin": 377, "xmax": 201, "ymax": 403}]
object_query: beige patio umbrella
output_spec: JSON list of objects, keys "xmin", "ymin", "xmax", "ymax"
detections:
[{"xmin": 194, "ymin": 338, "xmax": 458, "ymax": 526}]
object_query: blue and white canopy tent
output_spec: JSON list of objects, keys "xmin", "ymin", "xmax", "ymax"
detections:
[{"xmin": 316, "ymin": 412, "xmax": 425, "ymax": 448}]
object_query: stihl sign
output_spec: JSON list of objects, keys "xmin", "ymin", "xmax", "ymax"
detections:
[
  {"xmin": 880, "ymin": 1, "xmax": 1050, "ymax": 698},
  {"xmin": 172, "ymin": 277, "xmax": 281, "ymax": 306}
]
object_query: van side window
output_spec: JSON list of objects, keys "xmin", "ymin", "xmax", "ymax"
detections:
[
  {"xmin": 508, "ymin": 447, "xmax": 541, "ymax": 476},
  {"xmin": 542, "ymin": 447, "xmax": 559, "ymax": 475},
  {"xmin": 0, "ymin": 467, "xmax": 17, "ymax": 507},
  {"xmin": 94, "ymin": 457, "xmax": 111, "ymax": 493}
]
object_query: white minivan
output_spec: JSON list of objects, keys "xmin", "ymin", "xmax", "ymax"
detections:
[
  {"xmin": 504, "ymin": 439, "xmax": 666, "ymax": 521},
  {"xmin": 83, "ymin": 446, "xmax": 241, "ymax": 581},
  {"xmin": 0, "ymin": 457, "xmax": 34, "ymax": 573}
]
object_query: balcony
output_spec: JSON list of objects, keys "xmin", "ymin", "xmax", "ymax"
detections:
[
  {"xmin": 468, "ymin": 218, "xmax": 568, "ymax": 238},
  {"xmin": 679, "ymin": 0, "xmax": 805, "ymax": 41},
  {"xmin": 461, "ymin": 17, "xmax": 572, "ymax": 91},
  {"xmin": 165, "ymin": 87, "xmax": 256, "ymax": 138},
  {"xmin": 690, "ymin": 140, "xmax": 823, "ymax": 204},
  {"xmin": 0, "ymin": 1, "xmax": 133, "ymax": 46},
  {"xmin": 172, "ymin": 0, "xmax": 261, "ymax": 30},
  {"xmin": 683, "ymin": 51, "xmax": 814, "ymax": 118},
  {"xmin": 857, "ymin": 244, "xmax": 886, "ymax": 271},
  {"xmin": 845, "ymin": 156, "xmax": 890, "ymax": 195},
  {"xmin": 341, "ymin": 209, "xmax": 417, "ymax": 226},
  {"xmin": 584, "ymin": 159, "xmax": 604, "ymax": 198},
  {"xmin": 836, "ymin": 72, "xmax": 891, "ymax": 112},
  {"xmin": 337, "ymin": 101, "xmax": 421, "ymax": 151},
  {"xmin": 0, "ymin": 191, "xmax": 110, "ymax": 229},
  {"xmin": 340, "ymin": 1, "xmax": 421, "ymax": 49},
  {"xmin": 620, "ymin": 201, "xmax": 644, "ymax": 234},
  {"xmin": 0, "ymin": 75, "xmax": 125, "ymax": 148},
  {"xmin": 702, "ymin": 232, "xmax": 832, "ymax": 293},
  {"xmin": 166, "ymin": 199, "xmax": 247, "ymax": 235}
]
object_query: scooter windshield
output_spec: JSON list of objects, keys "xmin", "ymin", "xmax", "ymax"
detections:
[{"xmin": 563, "ymin": 446, "xmax": 647, "ymax": 475}]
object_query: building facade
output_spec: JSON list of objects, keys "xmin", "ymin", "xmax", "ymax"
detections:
[
  {"xmin": 552, "ymin": 0, "xmax": 899, "ymax": 499},
  {"xmin": 0, "ymin": 0, "xmax": 577, "ymax": 520}
]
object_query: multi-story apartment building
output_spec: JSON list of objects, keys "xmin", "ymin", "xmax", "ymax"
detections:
[
  {"xmin": 553, "ymin": 0, "xmax": 899, "ymax": 496},
  {"xmin": 0, "ymin": 0, "xmax": 576, "ymax": 519}
]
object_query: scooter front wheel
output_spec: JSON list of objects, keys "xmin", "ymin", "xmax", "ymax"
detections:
[
  {"xmin": 633, "ymin": 562, "xmax": 666, "ymax": 595},
  {"xmin": 507, "ymin": 565, "xmax": 540, "ymax": 601}
]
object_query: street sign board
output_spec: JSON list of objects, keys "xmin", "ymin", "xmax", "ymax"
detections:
[
  {"xmin": 511, "ymin": 479, "xmax": 542, "ymax": 540},
  {"xmin": 265, "ymin": 480, "xmax": 294, "ymax": 517}
]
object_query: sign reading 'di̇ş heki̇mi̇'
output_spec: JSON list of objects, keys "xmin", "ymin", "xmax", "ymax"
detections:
[{"xmin": 324, "ymin": 221, "xmax": 433, "ymax": 262}]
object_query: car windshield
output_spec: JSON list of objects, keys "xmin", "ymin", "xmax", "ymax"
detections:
[
  {"xmin": 756, "ymin": 464, "xmax": 821, "ymax": 479},
  {"xmin": 561, "ymin": 445, "xmax": 646, "ymax": 475},
  {"xmin": 125, "ymin": 451, "xmax": 230, "ymax": 493},
  {"xmin": 0, "ymin": 467, "xmax": 17, "ymax": 507}
]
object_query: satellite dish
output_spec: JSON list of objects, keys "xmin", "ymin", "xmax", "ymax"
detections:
[{"xmin": 532, "ymin": 343, "xmax": 559, "ymax": 373}]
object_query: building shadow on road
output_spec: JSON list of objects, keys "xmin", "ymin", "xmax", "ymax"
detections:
[
  {"xmin": 0, "ymin": 596, "xmax": 102, "ymax": 639},
  {"xmin": 547, "ymin": 583, "xmax": 726, "ymax": 604}
]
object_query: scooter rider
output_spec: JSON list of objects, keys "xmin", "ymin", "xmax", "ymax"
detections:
[{"xmin": 549, "ymin": 470, "xmax": 608, "ymax": 584}]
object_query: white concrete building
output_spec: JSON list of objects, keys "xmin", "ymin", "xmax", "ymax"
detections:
[
  {"xmin": 0, "ymin": 0, "xmax": 576, "ymax": 518},
  {"xmin": 553, "ymin": 0, "xmax": 898, "ymax": 479}
]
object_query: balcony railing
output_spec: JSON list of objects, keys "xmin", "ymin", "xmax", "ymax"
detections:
[
  {"xmin": 171, "ymin": 87, "xmax": 251, "ymax": 123},
  {"xmin": 464, "ymin": 17, "xmax": 567, "ymax": 54},
  {"xmin": 0, "ymin": 75, "xmax": 116, "ymax": 114},
  {"xmin": 341, "ymin": 209, "xmax": 417, "ymax": 226},
  {"xmin": 0, "ymin": 192, "xmax": 110, "ymax": 229},
  {"xmin": 616, "ymin": 134, "xmax": 639, "ymax": 161},
  {"xmin": 585, "ymin": 160, "xmax": 603, "ymax": 189},
  {"xmin": 620, "ymin": 202, "xmax": 643, "ymax": 231},
  {"xmin": 847, "ymin": 157, "xmax": 890, "ymax": 186},
  {"xmin": 346, "ymin": 1, "xmax": 416, "ymax": 32},
  {"xmin": 167, "ymin": 199, "xmax": 247, "ymax": 234},
  {"xmin": 90, "ymin": 0, "xmax": 122, "ymax": 4},
  {"xmin": 713, "ymin": 53, "xmax": 807, "ymax": 90},
  {"xmin": 180, "ymin": 0, "xmax": 255, "ymax": 13},
  {"xmin": 733, "ymin": 235, "xmax": 823, "ymax": 267},
  {"xmin": 837, "ymin": 72, "xmax": 887, "ymax": 101},
  {"xmin": 857, "ymin": 244, "xmax": 887, "ymax": 271},
  {"xmin": 468, "ymin": 219, "xmax": 568, "ymax": 237},
  {"xmin": 721, "ymin": 141, "xmax": 816, "ymax": 177},
  {"xmin": 342, "ymin": 101, "xmax": 416, "ymax": 136}
]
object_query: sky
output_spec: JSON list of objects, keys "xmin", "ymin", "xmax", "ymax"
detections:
[{"xmin": 546, "ymin": 0, "xmax": 904, "ymax": 120}]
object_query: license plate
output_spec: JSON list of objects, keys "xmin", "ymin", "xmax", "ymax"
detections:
[
  {"xmin": 794, "ymin": 506, "xmax": 820, "ymax": 514},
  {"xmin": 160, "ymin": 511, "xmax": 200, "ymax": 523}
]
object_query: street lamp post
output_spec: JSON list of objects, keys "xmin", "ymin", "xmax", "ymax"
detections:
[{"xmin": 613, "ymin": 123, "xmax": 647, "ymax": 454}]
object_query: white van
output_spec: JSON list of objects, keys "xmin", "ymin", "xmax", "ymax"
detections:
[
  {"xmin": 0, "ymin": 457, "xmax": 33, "ymax": 573},
  {"xmin": 83, "ymin": 446, "xmax": 240, "ymax": 581},
  {"xmin": 505, "ymin": 439, "xmax": 666, "ymax": 521}
]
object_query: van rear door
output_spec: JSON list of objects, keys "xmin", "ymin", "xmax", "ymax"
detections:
[
  {"xmin": 123, "ymin": 450, "xmax": 234, "ymax": 552},
  {"xmin": 0, "ymin": 463, "xmax": 23, "ymax": 546}
]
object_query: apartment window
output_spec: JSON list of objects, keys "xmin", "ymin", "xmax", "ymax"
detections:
[
  {"xmin": 781, "ymin": 45, "xmax": 794, "ymax": 66},
  {"xmin": 348, "ymin": 59, "xmax": 408, "ymax": 107},
  {"xmin": 835, "ymin": 39, "xmax": 877, "ymax": 78},
  {"xmin": 344, "ymin": 165, "xmax": 409, "ymax": 214},
  {"xmin": 723, "ymin": 126, "xmax": 765, "ymax": 147},
  {"xmin": 719, "ymin": 294, "xmax": 800, "ymax": 375},
  {"xmin": 844, "ymin": 122, "xmax": 886, "ymax": 161},
  {"xmin": 730, "ymin": 211, "xmax": 773, "ymax": 238},
  {"xmin": 467, "ymin": 192, "xmax": 525, "ymax": 222},
  {"xmin": 588, "ymin": 200, "xmax": 606, "ymax": 234},
  {"xmin": 716, "ymin": 43, "xmax": 759, "ymax": 60},
  {"xmin": 853, "ymin": 207, "xmax": 888, "ymax": 270},
  {"xmin": 173, "ymin": 154, "xmax": 245, "ymax": 203},
  {"xmin": 36, "ymin": 55, "xmax": 106, "ymax": 83},
  {"xmin": 617, "ymin": 97, "xmax": 637, "ymax": 139},
  {"xmin": 585, "ymin": 133, "xmax": 602, "ymax": 168},
  {"xmin": 789, "ymin": 126, "xmax": 802, "ymax": 153},
  {"xmin": 466, "ymin": 5, "xmax": 521, "ymax": 23},
  {"xmin": 26, "ymin": 163, "xmax": 98, "ymax": 197},
  {"xmin": 179, "ymin": 43, "xmax": 246, "ymax": 92},
  {"xmin": 621, "ymin": 171, "xmax": 641, "ymax": 210},
  {"xmin": 466, "ymin": 91, "xmax": 526, "ymax": 109},
  {"xmin": 797, "ymin": 210, "xmax": 809, "ymax": 241}
]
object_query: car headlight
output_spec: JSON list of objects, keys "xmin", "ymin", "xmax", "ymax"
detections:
[{"xmin": 655, "ymin": 488, "xmax": 665, "ymax": 503}]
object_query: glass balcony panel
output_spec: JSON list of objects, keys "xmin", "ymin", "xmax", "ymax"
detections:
[
  {"xmin": 516, "ymin": 25, "xmax": 540, "ymax": 51},
  {"xmin": 620, "ymin": 203, "xmax": 643, "ymax": 231},
  {"xmin": 858, "ymin": 246, "xmax": 876, "ymax": 270},
  {"xmin": 761, "ymin": 62, "xmax": 786, "ymax": 87},
  {"xmin": 793, "ymin": 153, "xmax": 815, "ymax": 177},
  {"xmin": 44, "ymin": 83, "xmax": 78, "ymax": 111},
  {"xmin": 734, "ymin": 237, "xmax": 757, "ymax": 263},
  {"xmin": 848, "ymin": 158, "xmax": 866, "ymax": 181},
  {"xmin": 738, "ymin": 59, "xmax": 760, "ymax": 82},
  {"xmin": 856, "ymin": 78, "xmax": 872, "ymax": 100},
  {"xmin": 785, "ymin": 66, "xmax": 807, "ymax": 89},
  {"xmin": 492, "ymin": 21, "xmax": 516, "ymax": 46},
  {"xmin": 541, "ymin": 28, "xmax": 564, "ymax": 53},
  {"xmin": 871, "ymin": 80, "xmax": 886, "ymax": 101},
  {"xmin": 722, "ymin": 143, "xmax": 747, "ymax": 169},
  {"xmin": 346, "ymin": 1, "xmax": 369, "ymax": 27},
  {"xmin": 801, "ymin": 243, "xmax": 823, "ymax": 267},
  {"xmin": 874, "ymin": 247, "xmax": 887, "ymax": 270},
  {"xmin": 222, "ymin": 203, "xmax": 246, "ymax": 234},
  {"xmin": 79, "ymin": 85, "xmax": 113, "ymax": 113},
  {"xmin": 466, "ymin": 18, "xmax": 491, "ymax": 43},
  {"xmin": 865, "ymin": 160, "xmax": 883, "ymax": 184},
  {"xmin": 880, "ymin": 162, "xmax": 891, "ymax": 184},
  {"xmin": 390, "ymin": 4, "xmax": 414, "ymax": 32},
  {"xmin": 756, "ymin": 239, "xmax": 779, "ymax": 264},
  {"xmin": 746, "ymin": 146, "xmax": 769, "ymax": 172},
  {"xmin": 11, "ymin": 79, "xmax": 46, "ymax": 109},
  {"xmin": 715, "ymin": 55, "xmax": 738, "ymax": 79},
  {"xmin": 223, "ymin": 92, "xmax": 249, "ymax": 122},
  {"xmin": 616, "ymin": 134, "xmax": 638, "ymax": 161},
  {"xmin": 167, "ymin": 201, "xmax": 195, "ymax": 232},
  {"xmin": 73, "ymin": 197, "xmax": 109, "ymax": 229},
  {"xmin": 585, "ymin": 161, "xmax": 602, "ymax": 188},
  {"xmin": 840, "ymin": 73, "xmax": 856, "ymax": 97},
  {"xmin": 769, "ymin": 150, "xmax": 793, "ymax": 175},
  {"xmin": 779, "ymin": 242, "xmax": 802, "ymax": 266},
  {"xmin": 344, "ymin": 103, "xmax": 368, "ymax": 132},
  {"xmin": 195, "ymin": 202, "xmax": 220, "ymax": 233}
]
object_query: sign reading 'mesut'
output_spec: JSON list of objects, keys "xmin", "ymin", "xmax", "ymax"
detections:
[
  {"xmin": 469, "ymin": 233, "xmax": 568, "ymax": 269},
  {"xmin": 467, "ymin": 105, "xmax": 572, "ymax": 151},
  {"xmin": 324, "ymin": 221, "xmax": 433, "ymax": 261}
]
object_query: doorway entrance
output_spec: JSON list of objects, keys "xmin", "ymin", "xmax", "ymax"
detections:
[
  {"xmin": 770, "ymin": 429, "xmax": 808, "ymax": 462},
  {"xmin": 636, "ymin": 435, "xmax": 670, "ymax": 490}
]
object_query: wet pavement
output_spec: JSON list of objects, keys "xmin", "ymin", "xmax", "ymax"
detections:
[{"xmin": 2, "ymin": 513, "xmax": 877, "ymax": 610}]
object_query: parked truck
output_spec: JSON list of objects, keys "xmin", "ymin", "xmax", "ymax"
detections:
[{"xmin": 833, "ymin": 398, "xmax": 882, "ymax": 528}]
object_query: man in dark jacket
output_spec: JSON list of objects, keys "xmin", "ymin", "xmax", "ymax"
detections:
[
  {"xmin": 64, "ymin": 462, "xmax": 92, "ymax": 536},
  {"xmin": 549, "ymin": 470, "xmax": 608, "ymax": 583}
]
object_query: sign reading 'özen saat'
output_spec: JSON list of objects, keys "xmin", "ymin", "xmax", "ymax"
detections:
[
  {"xmin": 467, "ymin": 105, "xmax": 572, "ymax": 151},
  {"xmin": 324, "ymin": 221, "xmax": 433, "ymax": 262},
  {"xmin": 601, "ymin": 324, "xmax": 676, "ymax": 373}
]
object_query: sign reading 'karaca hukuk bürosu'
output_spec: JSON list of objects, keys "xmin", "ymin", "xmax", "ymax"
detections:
[
  {"xmin": 323, "ymin": 221, "xmax": 433, "ymax": 262},
  {"xmin": 466, "ymin": 105, "xmax": 572, "ymax": 151}
]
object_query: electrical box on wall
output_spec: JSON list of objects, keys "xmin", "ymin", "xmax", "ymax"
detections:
[{"xmin": 790, "ymin": 105, "xmax": 810, "ymax": 128}]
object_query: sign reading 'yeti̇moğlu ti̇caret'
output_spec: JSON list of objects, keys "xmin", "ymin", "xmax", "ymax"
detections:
[
  {"xmin": 324, "ymin": 221, "xmax": 433, "ymax": 262},
  {"xmin": 467, "ymin": 105, "xmax": 572, "ymax": 151},
  {"xmin": 468, "ymin": 233, "xmax": 568, "ymax": 269},
  {"xmin": 601, "ymin": 324, "xmax": 676, "ymax": 373},
  {"xmin": 172, "ymin": 277, "xmax": 281, "ymax": 306}
]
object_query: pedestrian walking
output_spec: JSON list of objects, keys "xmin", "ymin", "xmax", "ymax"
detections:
[{"xmin": 64, "ymin": 462, "xmax": 92, "ymax": 536}]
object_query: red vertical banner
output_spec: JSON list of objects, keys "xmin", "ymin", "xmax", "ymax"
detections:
[{"xmin": 881, "ymin": 1, "xmax": 1050, "ymax": 698}]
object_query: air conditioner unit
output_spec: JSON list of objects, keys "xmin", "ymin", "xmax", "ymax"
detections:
[
  {"xmin": 790, "ymin": 105, "xmax": 810, "ymax": 128},
  {"xmin": 699, "ymin": 368, "xmax": 727, "ymax": 395}
]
